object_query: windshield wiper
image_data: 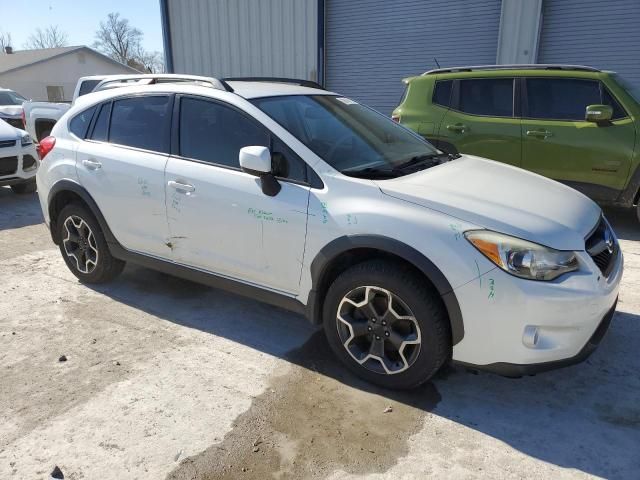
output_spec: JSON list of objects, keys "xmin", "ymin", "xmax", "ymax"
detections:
[
  {"xmin": 341, "ymin": 166, "xmax": 401, "ymax": 179},
  {"xmin": 396, "ymin": 152, "xmax": 460, "ymax": 171}
]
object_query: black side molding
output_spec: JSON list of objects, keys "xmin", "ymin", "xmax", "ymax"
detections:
[{"xmin": 308, "ymin": 235, "xmax": 465, "ymax": 345}]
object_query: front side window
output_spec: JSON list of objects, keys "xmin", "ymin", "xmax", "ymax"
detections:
[
  {"xmin": 252, "ymin": 95, "xmax": 439, "ymax": 176},
  {"xmin": 109, "ymin": 96, "xmax": 171, "ymax": 153},
  {"xmin": 69, "ymin": 105, "xmax": 97, "ymax": 139},
  {"xmin": 458, "ymin": 78, "xmax": 513, "ymax": 117},
  {"xmin": 179, "ymin": 97, "xmax": 269, "ymax": 168},
  {"xmin": 526, "ymin": 78, "xmax": 602, "ymax": 121}
]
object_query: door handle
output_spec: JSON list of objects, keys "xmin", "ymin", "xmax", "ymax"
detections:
[
  {"xmin": 168, "ymin": 180, "xmax": 195, "ymax": 193},
  {"xmin": 526, "ymin": 129, "xmax": 553, "ymax": 139},
  {"xmin": 82, "ymin": 158, "xmax": 102, "ymax": 170},
  {"xmin": 446, "ymin": 123, "xmax": 468, "ymax": 133}
]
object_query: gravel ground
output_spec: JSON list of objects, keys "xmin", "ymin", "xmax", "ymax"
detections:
[{"xmin": 0, "ymin": 187, "xmax": 638, "ymax": 480}]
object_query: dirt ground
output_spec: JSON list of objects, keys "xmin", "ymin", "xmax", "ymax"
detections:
[{"xmin": 1, "ymin": 187, "xmax": 639, "ymax": 480}]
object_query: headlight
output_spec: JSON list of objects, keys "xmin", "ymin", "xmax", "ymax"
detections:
[
  {"xmin": 464, "ymin": 230, "xmax": 578, "ymax": 281},
  {"xmin": 21, "ymin": 134, "xmax": 32, "ymax": 147}
]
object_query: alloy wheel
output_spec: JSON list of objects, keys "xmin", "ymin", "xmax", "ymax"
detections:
[
  {"xmin": 62, "ymin": 215, "xmax": 99, "ymax": 274},
  {"xmin": 336, "ymin": 285, "xmax": 421, "ymax": 375}
]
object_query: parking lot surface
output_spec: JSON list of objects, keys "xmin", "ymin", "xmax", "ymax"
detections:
[{"xmin": 1, "ymin": 188, "xmax": 639, "ymax": 479}]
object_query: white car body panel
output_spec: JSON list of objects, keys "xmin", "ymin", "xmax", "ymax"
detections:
[
  {"xmin": 0, "ymin": 120, "xmax": 38, "ymax": 186},
  {"xmin": 23, "ymin": 102, "xmax": 70, "ymax": 141},
  {"xmin": 35, "ymin": 80, "xmax": 622, "ymax": 372}
]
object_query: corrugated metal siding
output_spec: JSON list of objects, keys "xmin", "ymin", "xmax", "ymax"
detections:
[
  {"xmin": 325, "ymin": 0, "xmax": 502, "ymax": 115},
  {"xmin": 539, "ymin": 0, "xmax": 640, "ymax": 90},
  {"xmin": 167, "ymin": 0, "xmax": 318, "ymax": 80}
]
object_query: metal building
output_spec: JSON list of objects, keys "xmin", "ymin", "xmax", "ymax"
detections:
[{"xmin": 160, "ymin": 0, "xmax": 640, "ymax": 114}]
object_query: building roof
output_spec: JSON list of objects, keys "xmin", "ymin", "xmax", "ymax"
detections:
[{"xmin": 0, "ymin": 46, "xmax": 139, "ymax": 75}]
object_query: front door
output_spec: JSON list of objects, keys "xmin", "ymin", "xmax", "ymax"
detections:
[
  {"xmin": 438, "ymin": 77, "xmax": 522, "ymax": 167},
  {"xmin": 76, "ymin": 95, "xmax": 173, "ymax": 257},
  {"xmin": 521, "ymin": 77, "xmax": 635, "ymax": 202},
  {"xmin": 165, "ymin": 96, "xmax": 310, "ymax": 294}
]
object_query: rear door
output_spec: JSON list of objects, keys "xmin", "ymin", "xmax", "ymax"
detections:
[
  {"xmin": 76, "ymin": 95, "xmax": 172, "ymax": 257},
  {"xmin": 521, "ymin": 77, "xmax": 635, "ymax": 201},
  {"xmin": 164, "ymin": 95, "xmax": 310, "ymax": 294},
  {"xmin": 438, "ymin": 77, "xmax": 521, "ymax": 166}
]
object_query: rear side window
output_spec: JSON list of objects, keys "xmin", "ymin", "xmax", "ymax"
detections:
[
  {"xmin": 69, "ymin": 105, "xmax": 97, "ymax": 139},
  {"xmin": 432, "ymin": 80, "xmax": 452, "ymax": 107},
  {"xmin": 179, "ymin": 97, "xmax": 269, "ymax": 168},
  {"xmin": 458, "ymin": 78, "xmax": 513, "ymax": 117},
  {"xmin": 89, "ymin": 102, "xmax": 111, "ymax": 142},
  {"xmin": 78, "ymin": 80, "xmax": 101, "ymax": 97},
  {"xmin": 525, "ymin": 78, "xmax": 602, "ymax": 121},
  {"xmin": 109, "ymin": 96, "xmax": 172, "ymax": 153}
]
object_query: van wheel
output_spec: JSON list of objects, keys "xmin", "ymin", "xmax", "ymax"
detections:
[
  {"xmin": 323, "ymin": 260, "xmax": 450, "ymax": 389},
  {"xmin": 11, "ymin": 179, "xmax": 37, "ymax": 194},
  {"xmin": 57, "ymin": 203, "xmax": 125, "ymax": 283}
]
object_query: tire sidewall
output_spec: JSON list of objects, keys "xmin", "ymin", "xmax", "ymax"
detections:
[{"xmin": 323, "ymin": 262, "xmax": 449, "ymax": 389}]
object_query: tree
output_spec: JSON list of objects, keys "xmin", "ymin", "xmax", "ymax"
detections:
[
  {"xmin": 0, "ymin": 30, "xmax": 12, "ymax": 53},
  {"xmin": 24, "ymin": 25, "xmax": 68, "ymax": 49},
  {"xmin": 93, "ymin": 12, "xmax": 143, "ymax": 65},
  {"xmin": 133, "ymin": 47, "xmax": 164, "ymax": 73}
]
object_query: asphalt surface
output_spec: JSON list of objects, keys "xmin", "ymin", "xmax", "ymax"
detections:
[{"xmin": 0, "ymin": 187, "xmax": 638, "ymax": 479}]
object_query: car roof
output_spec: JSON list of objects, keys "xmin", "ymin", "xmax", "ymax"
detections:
[{"xmin": 226, "ymin": 80, "xmax": 335, "ymax": 99}]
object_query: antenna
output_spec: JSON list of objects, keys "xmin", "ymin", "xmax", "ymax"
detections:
[{"xmin": 434, "ymin": 57, "xmax": 441, "ymax": 69}]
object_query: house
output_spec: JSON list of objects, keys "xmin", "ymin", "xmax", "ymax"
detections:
[
  {"xmin": 0, "ymin": 46, "xmax": 140, "ymax": 102},
  {"xmin": 160, "ymin": 0, "xmax": 640, "ymax": 114}
]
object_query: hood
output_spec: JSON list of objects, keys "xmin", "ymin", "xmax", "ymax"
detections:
[
  {"xmin": 377, "ymin": 155, "xmax": 601, "ymax": 251},
  {"xmin": 0, "ymin": 105, "xmax": 23, "ymax": 118},
  {"xmin": 0, "ymin": 118, "xmax": 21, "ymax": 140}
]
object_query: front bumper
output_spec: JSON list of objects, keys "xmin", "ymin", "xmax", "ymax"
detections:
[
  {"xmin": 0, "ymin": 142, "xmax": 39, "ymax": 187},
  {"xmin": 451, "ymin": 240, "xmax": 623, "ymax": 373}
]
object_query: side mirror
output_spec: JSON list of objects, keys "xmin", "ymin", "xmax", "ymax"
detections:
[
  {"xmin": 239, "ymin": 145, "xmax": 281, "ymax": 196},
  {"xmin": 586, "ymin": 104, "xmax": 613, "ymax": 125}
]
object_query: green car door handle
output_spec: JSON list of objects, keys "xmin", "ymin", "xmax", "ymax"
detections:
[
  {"xmin": 526, "ymin": 129, "xmax": 553, "ymax": 139},
  {"xmin": 447, "ymin": 124, "xmax": 467, "ymax": 133}
]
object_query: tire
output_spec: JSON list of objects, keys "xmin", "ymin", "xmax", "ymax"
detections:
[
  {"xmin": 637, "ymin": 203, "xmax": 640, "ymax": 224},
  {"xmin": 323, "ymin": 259, "xmax": 451, "ymax": 389},
  {"xmin": 11, "ymin": 179, "xmax": 37, "ymax": 194},
  {"xmin": 57, "ymin": 203, "xmax": 125, "ymax": 283}
]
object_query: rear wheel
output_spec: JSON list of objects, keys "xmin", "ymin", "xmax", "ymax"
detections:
[
  {"xmin": 11, "ymin": 179, "xmax": 37, "ymax": 194},
  {"xmin": 323, "ymin": 260, "xmax": 451, "ymax": 389},
  {"xmin": 57, "ymin": 203, "xmax": 125, "ymax": 283}
]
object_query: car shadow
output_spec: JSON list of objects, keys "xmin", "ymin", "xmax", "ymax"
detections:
[
  {"xmin": 0, "ymin": 187, "xmax": 44, "ymax": 230},
  {"xmin": 605, "ymin": 207, "xmax": 639, "ymax": 241},
  {"xmin": 86, "ymin": 264, "xmax": 640, "ymax": 479}
]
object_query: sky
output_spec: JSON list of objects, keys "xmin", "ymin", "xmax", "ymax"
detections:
[{"xmin": 0, "ymin": 0, "xmax": 164, "ymax": 54}]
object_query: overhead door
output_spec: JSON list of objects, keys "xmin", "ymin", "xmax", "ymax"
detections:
[
  {"xmin": 539, "ymin": 0, "xmax": 640, "ymax": 92},
  {"xmin": 324, "ymin": 0, "xmax": 501, "ymax": 115}
]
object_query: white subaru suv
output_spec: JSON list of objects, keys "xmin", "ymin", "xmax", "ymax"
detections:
[{"xmin": 36, "ymin": 75, "xmax": 622, "ymax": 389}]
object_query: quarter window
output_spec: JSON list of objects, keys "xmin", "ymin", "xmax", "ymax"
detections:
[
  {"xmin": 432, "ymin": 80, "xmax": 452, "ymax": 107},
  {"xmin": 458, "ymin": 78, "xmax": 513, "ymax": 117},
  {"xmin": 109, "ymin": 96, "xmax": 172, "ymax": 153},
  {"xmin": 69, "ymin": 105, "xmax": 97, "ymax": 139},
  {"xmin": 526, "ymin": 78, "xmax": 603, "ymax": 121},
  {"xmin": 179, "ymin": 97, "xmax": 269, "ymax": 169}
]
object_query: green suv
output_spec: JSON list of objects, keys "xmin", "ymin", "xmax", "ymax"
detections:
[{"xmin": 393, "ymin": 65, "xmax": 640, "ymax": 220}]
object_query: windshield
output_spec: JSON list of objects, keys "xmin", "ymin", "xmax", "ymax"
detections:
[
  {"xmin": 0, "ymin": 90, "xmax": 27, "ymax": 106},
  {"xmin": 251, "ymin": 95, "xmax": 440, "ymax": 176},
  {"xmin": 612, "ymin": 74, "xmax": 640, "ymax": 103}
]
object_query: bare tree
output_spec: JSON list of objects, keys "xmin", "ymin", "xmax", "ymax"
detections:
[
  {"xmin": 0, "ymin": 30, "xmax": 12, "ymax": 53},
  {"xmin": 24, "ymin": 25, "xmax": 68, "ymax": 49},
  {"xmin": 133, "ymin": 47, "xmax": 164, "ymax": 73},
  {"xmin": 93, "ymin": 13, "xmax": 143, "ymax": 65}
]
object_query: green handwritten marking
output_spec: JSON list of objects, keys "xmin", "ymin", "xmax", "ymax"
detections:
[
  {"xmin": 320, "ymin": 202, "xmax": 329, "ymax": 224},
  {"xmin": 474, "ymin": 260, "xmax": 482, "ymax": 289},
  {"xmin": 488, "ymin": 278, "xmax": 495, "ymax": 299},
  {"xmin": 248, "ymin": 207, "xmax": 287, "ymax": 224},
  {"xmin": 138, "ymin": 178, "xmax": 151, "ymax": 197},
  {"xmin": 346, "ymin": 214, "xmax": 358, "ymax": 225},
  {"xmin": 449, "ymin": 223, "xmax": 462, "ymax": 240}
]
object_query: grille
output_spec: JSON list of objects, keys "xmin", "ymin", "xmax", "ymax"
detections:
[
  {"xmin": 0, "ymin": 156, "xmax": 18, "ymax": 176},
  {"xmin": 22, "ymin": 154, "xmax": 37, "ymax": 170},
  {"xmin": 0, "ymin": 139, "xmax": 16, "ymax": 148},
  {"xmin": 585, "ymin": 217, "xmax": 618, "ymax": 277}
]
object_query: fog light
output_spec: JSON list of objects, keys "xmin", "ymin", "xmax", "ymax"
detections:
[{"xmin": 523, "ymin": 326, "xmax": 539, "ymax": 348}]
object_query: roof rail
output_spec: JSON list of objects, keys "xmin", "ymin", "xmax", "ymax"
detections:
[
  {"xmin": 223, "ymin": 77, "xmax": 325, "ymax": 90},
  {"xmin": 422, "ymin": 64, "xmax": 601, "ymax": 75},
  {"xmin": 93, "ymin": 74, "xmax": 234, "ymax": 93}
]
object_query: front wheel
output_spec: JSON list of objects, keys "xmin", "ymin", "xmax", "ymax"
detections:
[
  {"xmin": 57, "ymin": 203, "xmax": 125, "ymax": 283},
  {"xmin": 323, "ymin": 260, "xmax": 451, "ymax": 389}
]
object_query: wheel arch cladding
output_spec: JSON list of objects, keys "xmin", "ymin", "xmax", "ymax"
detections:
[
  {"xmin": 48, "ymin": 180, "xmax": 117, "ymax": 246},
  {"xmin": 308, "ymin": 235, "xmax": 464, "ymax": 345}
]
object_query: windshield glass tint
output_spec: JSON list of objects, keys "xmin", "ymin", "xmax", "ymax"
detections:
[
  {"xmin": 251, "ymin": 95, "xmax": 437, "ymax": 173},
  {"xmin": 0, "ymin": 91, "xmax": 27, "ymax": 105}
]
